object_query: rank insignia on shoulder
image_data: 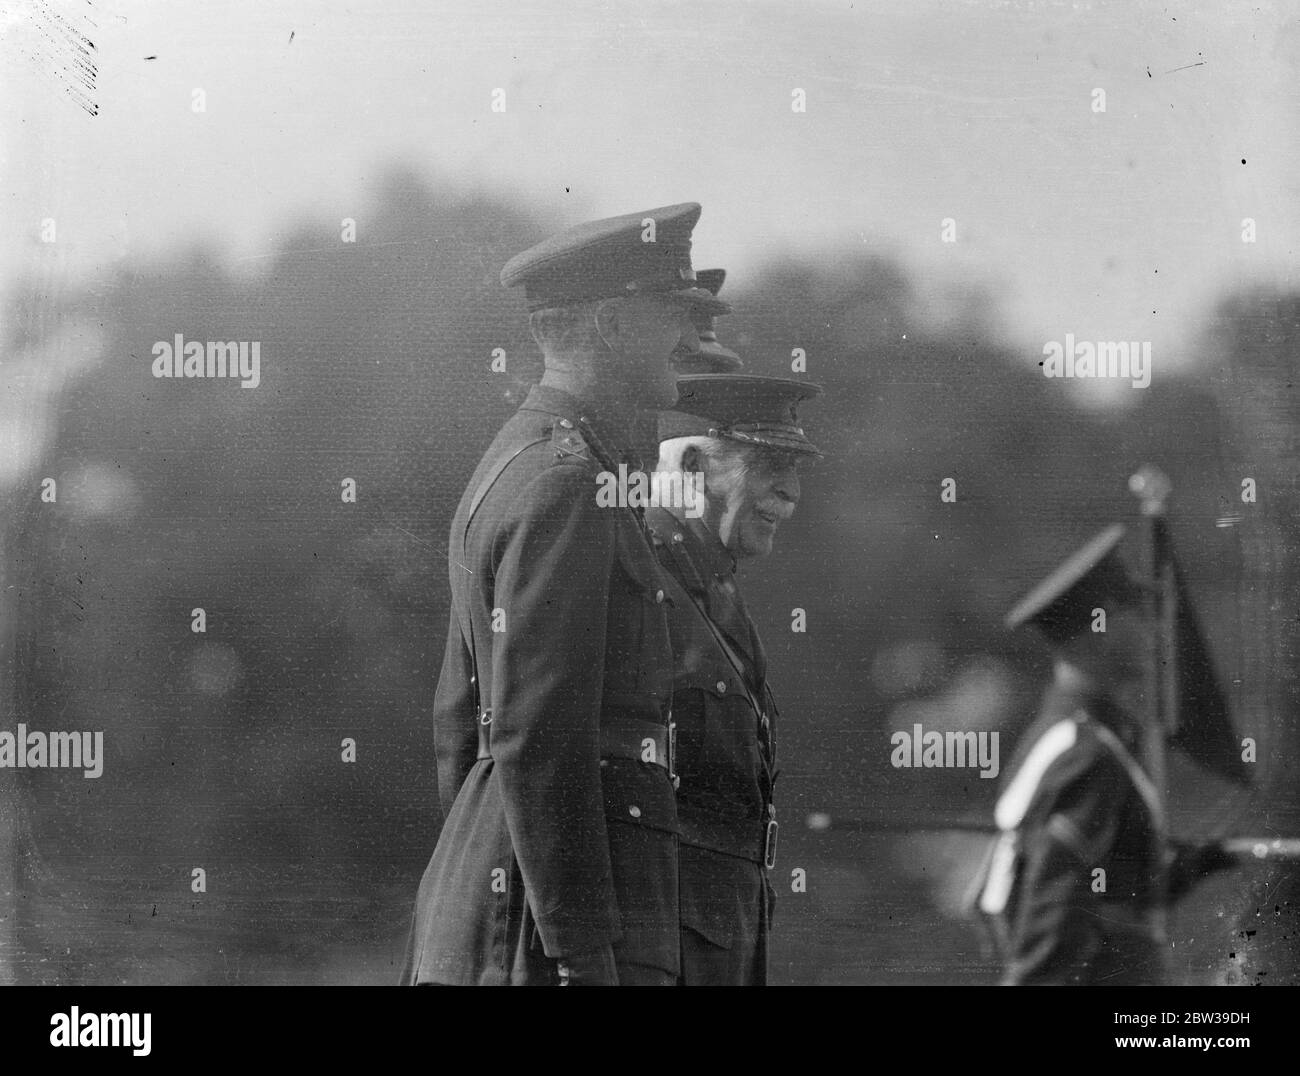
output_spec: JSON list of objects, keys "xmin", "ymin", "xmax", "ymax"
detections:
[{"xmin": 551, "ymin": 420, "xmax": 592, "ymax": 463}]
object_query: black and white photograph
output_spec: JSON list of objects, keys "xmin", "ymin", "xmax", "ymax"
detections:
[{"xmin": 1, "ymin": 0, "xmax": 1297, "ymax": 1036}]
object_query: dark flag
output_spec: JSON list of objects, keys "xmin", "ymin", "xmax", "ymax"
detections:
[
  {"xmin": 1167, "ymin": 537, "xmax": 1253, "ymax": 787},
  {"xmin": 1131, "ymin": 469, "xmax": 1251, "ymax": 790}
]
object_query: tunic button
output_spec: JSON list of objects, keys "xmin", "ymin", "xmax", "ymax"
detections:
[
  {"xmin": 628, "ymin": 805, "xmax": 641, "ymax": 818},
  {"xmin": 559, "ymin": 418, "xmax": 574, "ymax": 429},
  {"xmin": 655, "ymin": 589, "xmax": 665, "ymax": 603},
  {"xmin": 716, "ymin": 680, "xmax": 727, "ymax": 693},
  {"xmin": 672, "ymin": 533, "xmax": 684, "ymax": 543}
]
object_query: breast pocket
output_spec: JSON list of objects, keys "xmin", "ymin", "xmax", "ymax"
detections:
[
  {"xmin": 679, "ymin": 666, "xmax": 761, "ymax": 749},
  {"xmin": 674, "ymin": 667, "xmax": 765, "ymax": 807}
]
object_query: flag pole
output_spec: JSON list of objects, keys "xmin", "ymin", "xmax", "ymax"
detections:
[{"xmin": 1128, "ymin": 466, "xmax": 1175, "ymax": 951}]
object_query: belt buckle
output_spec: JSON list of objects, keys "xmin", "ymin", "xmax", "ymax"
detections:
[
  {"xmin": 667, "ymin": 719, "xmax": 678, "ymax": 789},
  {"xmin": 763, "ymin": 818, "xmax": 779, "ymax": 870}
]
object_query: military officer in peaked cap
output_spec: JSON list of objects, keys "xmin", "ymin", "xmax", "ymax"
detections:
[
  {"xmin": 647, "ymin": 357, "xmax": 822, "ymax": 985},
  {"xmin": 671, "ymin": 269, "xmax": 743, "ymax": 373},
  {"xmin": 402, "ymin": 203, "xmax": 728, "ymax": 986},
  {"xmin": 976, "ymin": 525, "xmax": 1233, "ymax": 985}
]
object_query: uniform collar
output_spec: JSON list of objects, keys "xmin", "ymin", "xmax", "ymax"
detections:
[
  {"xmin": 684, "ymin": 513, "xmax": 737, "ymax": 579},
  {"xmin": 645, "ymin": 507, "xmax": 736, "ymax": 592},
  {"xmin": 518, "ymin": 384, "xmax": 642, "ymax": 469}
]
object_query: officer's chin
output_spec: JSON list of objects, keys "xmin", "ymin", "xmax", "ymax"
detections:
[{"xmin": 740, "ymin": 521, "xmax": 776, "ymax": 559}]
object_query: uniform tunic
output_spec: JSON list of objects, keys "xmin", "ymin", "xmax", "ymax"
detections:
[
  {"xmin": 982, "ymin": 677, "xmax": 1168, "ymax": 985},
  {"xmin": 645, "ymin": 507, "xmax": 778, "ymax": 985},
  {"xmin": 403, "ymin": 385, "xmax": 678, "ymax": 985}
]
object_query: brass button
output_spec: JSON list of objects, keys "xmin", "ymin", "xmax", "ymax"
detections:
[
  {"xmin": 628, "ymin": 805, "xmax": 641, "ymax": 818},
  {"xmin": 672, "ymin": 533, "xmax": 684, "ymax": 543},
  {"xmin": 655, "ymin": 589, "xmax": 665, "ymax": 603},
  {"xmin": 599, "ymin": 759, "xmax": 609, "ymax": 769},
  {"xmin": 716, "ymin": 680, "xmax": 727, "ymax": 693},
  {"xmin": 559, "ymin": 418, "xmax": 574, "ymax": 429}
]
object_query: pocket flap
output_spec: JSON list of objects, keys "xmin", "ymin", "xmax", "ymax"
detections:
[
  {"xmin": 601, "ymin": 761, "xmax": 676, "ymax": 833},
  {"xmin": 679, "ymin": 667, "xmax": 753, "ymax": 707},
  {"xmin": 677, "ymin": 845, "xmax": 747, "ymax": 950}
]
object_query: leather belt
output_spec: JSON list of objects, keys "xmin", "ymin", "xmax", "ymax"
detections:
[
  {"xmin": 476, "ymin": 709, "xmax": 677, "ymax": 780},
  {"xmin": 679, "ymin": 807, "xmax": 779, "ymax": 869}
]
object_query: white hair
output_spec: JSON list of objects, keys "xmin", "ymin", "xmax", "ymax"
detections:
[
  {"xmin": 656, "ymin": 435, "xmax": 726, "ymax": 470},
  {"xmin": 656, "ymin": 435, "xmax": 751, "ymax": 501}
]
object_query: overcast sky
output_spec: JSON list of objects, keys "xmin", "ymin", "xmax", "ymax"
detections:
[{"xmin": 3, "ymin": 0, "xmax": 1296, "ymax": 366}]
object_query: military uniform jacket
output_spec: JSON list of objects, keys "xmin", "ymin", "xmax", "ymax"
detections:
[
  {"xmin": 403, "ymin": 385, "xmax": 678, "ymax": 985},
  {"xmin": 645, "ymin": 508, "xmax": 778, "ymax": 961},
  {"xmin": 978, "ymin": 679, "xmax": 1166, "ymax": 986}
]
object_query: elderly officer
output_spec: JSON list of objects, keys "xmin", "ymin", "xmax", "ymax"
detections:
[
  {"xmin": 646, "ymin": 358, "xmax": 821, "ymax": 985},
  {"xmin": 402, "ymin": 203, "xmax": 728, "ymax": 986},
  {"xmin": 978, "ymin": 525, "xmax": 1233, "ymax": 985}
]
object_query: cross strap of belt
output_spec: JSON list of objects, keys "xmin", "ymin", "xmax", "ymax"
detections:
[
  {"xmin": 578, "ymin": 419, "xmax": 659, "ymax": 551},
  {"xmin": 662, "ymin": 538, "xmax": 779, "ymax": 868},
  {"xmin": 1088, "ymin": 717, "xmax": 1165, "ymax": 831},
  {"xmin": 663, "ymin": 540, "xmax": 775, "ymax": 774},
  {"xmin": 458, "ymin": 420, "xmax": 677, "ymax": 781}
]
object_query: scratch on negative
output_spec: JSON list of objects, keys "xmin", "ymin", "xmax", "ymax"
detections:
[
  {"xmin": 27, "ymin": 0, "xmax": 100, "ymax": 116},
  {"xmin": 374, "ymin": 510, "xmax": 473, "ymax": 575}
]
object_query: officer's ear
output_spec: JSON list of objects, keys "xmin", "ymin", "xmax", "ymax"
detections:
[
  {"xmin": 593, "ymin": 299, "xmax": 622, "ymax": 353},
  {"xmin": 680, "ymin": 444, "xmax": 704, "ymax": 477}
]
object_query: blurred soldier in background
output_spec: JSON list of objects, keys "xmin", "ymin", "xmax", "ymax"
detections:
[
  {"xmin": 648, "ymin": 334, "xmax": 822, "ymax": 984},
  {"xmin": 402, "ymin": 203, "xmax": 728, "ymax": 986},
  {"xmin": 670, "ymin": 269, "xmax": 743, "ymax": 374},
  {"xmin": 976, "ymin": 525, "xmax": 1233, "ymax": 985}
]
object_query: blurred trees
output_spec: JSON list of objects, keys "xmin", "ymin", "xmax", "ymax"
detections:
[{"xmin": 1, "ymin": 168, "xmax": 1295, "ymax": 983}]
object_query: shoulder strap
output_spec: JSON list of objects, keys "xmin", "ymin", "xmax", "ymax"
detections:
[
  {"xmin": 463, "ymin": 436, "xmax": 551, "ymax": 539},
  {"xmin": 663, "ymin": 540, "xmax": 762, "ymax": 710}
]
